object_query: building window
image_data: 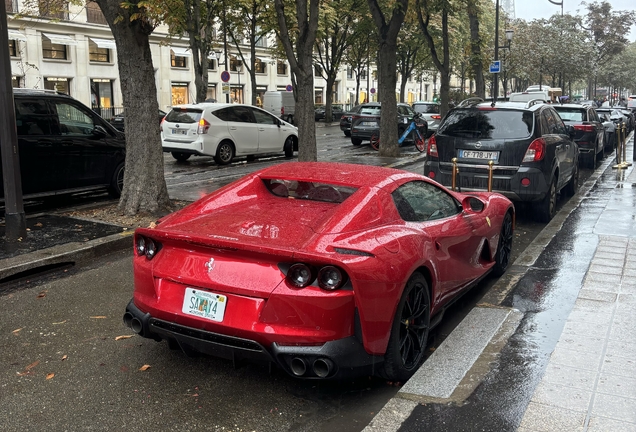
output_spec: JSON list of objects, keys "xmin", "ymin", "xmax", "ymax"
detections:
[
  {"xmin": 44, "ymin": 77, "xmax": 70, "ymax": 94},
  {"xmin": 360, "ymin": 69, "xmax": 367, "ymax": 80},
  {"xmin": 254, "ymin": 58, "xmax": 265, "ymax": 74},
  {"xmin": 314, "ymin": 64, "xmax": 322, "ymax": 77},
  {"xmin": 42, "ymin": 37, "xmax": 68, "ymax": 60},
  {"xmin": 91, "ymin": 79, "xmax": 113, "ymax": 110},
  {"xmin": 277, "ymin": 61, "xmax": 287, "ymax": 75},
  {"xmin": 12, "ymin": 76, "xmax": 22, "ymax": 88},
  {"xmin": 208, "ymin": 59, "xmax": 216, "ymax": 70},
  {"xmin": 315, "ymin": 89, "xmax": 323, "ymax": 104},
  {"xmin": 171, "ymin": 83, "xmax": 189, "ymax": 105},
  {"xmin": 9, "ymin": 39, "xmax": 17, "ymax": 57},
  {"xmin": 86, "ymin": 1, "xmax": 107, "ymax": 25},
  {"xmin": 346, "ymin": 67, "xmax": 353, "ymax": 79},
  {"xmin": 255, "ymin": 86, "xmax": 267, "ymax": 107},
  {"xmin": 230, "ymin": 56, "xmax": 242, "ymax": 72},
  {"xmin": 89, "ymin": 40, "xmax": 110, "ymax": 62},
  {"xmin": 332, "ymin": 81, "xmax": 339, "ymax": 102},
  {"xmin": 39, "ymin": 0, "xmax": 68, "ymax": 19},
  {"xmin": 230, "ymin": 85, "xmax": 243, "ymax": 104},
  {"xmin": 5, "ymin": 0, "xmax": 17, "ymax": 13},
  {"xmin": 171, "ymin": 52, "xmax": 187, "ymax": 68},
  {"xmin": 255, "ymin": 34, "xmax": 266, "ymax": 48}
]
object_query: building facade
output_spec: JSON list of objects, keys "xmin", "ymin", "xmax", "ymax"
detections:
[{"xmin": 7, "ymin": 0, "xmax": 440, "ymax": 117}]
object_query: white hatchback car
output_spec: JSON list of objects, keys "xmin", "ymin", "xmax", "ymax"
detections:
[{"xmin": 161, "ymin": 103, "xmax": 298, "ymax": 164}]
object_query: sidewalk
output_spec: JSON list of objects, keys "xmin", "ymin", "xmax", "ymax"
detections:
[{"xmin": 366, "ymin": 132, "xmax": 636, "ymax": 432}]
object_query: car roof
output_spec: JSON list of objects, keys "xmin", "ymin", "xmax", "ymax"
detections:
[
  {"xmin": 256, "ymin": 162, "xmax": 422, "ymax": 189},
  {"xmin": 169, "ymin": 102, "xmax": 240, "ymax": 110},
  {"xmin": 553, "ymin": 104, "xmax": 588, "ymax": 109},
  {"xmin": 13, "ymin": 88, "xmax": 73, "ymax": 99},
  {"xmin": 462, "ymin": 101, "xmax": 545, "ymax": 112}
]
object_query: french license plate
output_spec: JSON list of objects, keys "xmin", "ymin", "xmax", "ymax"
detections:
[
  {"xmin": 360, "ymin": 121, "xmax": 377, "ymax": 126},
  {"xmin": 182, "ymin": 288, "xmax": 227, "ymax": 322},
  {"xmin": 459, "ymin": 150, "xmax": 499, "ymax": 161},
  {"xmin": 172, "ymin": 129, "xmax": 188, "ymax": 135}
]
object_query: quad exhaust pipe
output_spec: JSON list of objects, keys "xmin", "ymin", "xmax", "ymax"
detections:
[
  {"xmin": 290, "ymin": 357, "xmax": 334, "ymax": 378},
  {"xmin": 123, "ymin": 311, "xmax": 146, "ymax": 336},
  {"xmin": 290, "ymin": 357, "xmax": 307, "ymax": 376},
  {"xmin": 313, "ymin": 358, "xmax": 333, "ymax": 378}
]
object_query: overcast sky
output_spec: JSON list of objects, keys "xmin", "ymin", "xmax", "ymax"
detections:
[{"xmin": 514, "ymin": 0, "xmax": 636, "ymax": 41}]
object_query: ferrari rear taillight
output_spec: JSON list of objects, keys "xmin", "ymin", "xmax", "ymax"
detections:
[
  {"xmin": 427, "ymin": 135, "xmax": 438, "ymax": 157},
  {"xmin": 522, "ymin": 138, "xmax": 546, "ymax": 162},
  {"xmin": 197, "ymin": 118, "xmax": 210, "ymax": 134},
  {"xmin": 135, "ymin": 234, "xmax": 161, "ymax": 260},
  {"xmin": 285, "ymin": 262, "xmax": 348, "ymax": 291}
]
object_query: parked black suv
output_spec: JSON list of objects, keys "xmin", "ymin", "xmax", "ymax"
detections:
[
  {"xmin": 424, "ymin": 100, "xmax": 579, "ymax": 222},
  {"xmin": 553, "ymin": 103, "xmax": 604, "ymax": 168},
  {"xmin": 1, "ymin": 89, "xmax": 126, "ymax": 201}
]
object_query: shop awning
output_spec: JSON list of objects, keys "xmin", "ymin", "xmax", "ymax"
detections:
[
  {"xmin": 171, "ymin": 47, "xmax": 191, "ymax": 57},
  {"xmin": 8, "ymin": 29, "xmax": 27, "ymax": 41},
  {"xmin": 89, "ymin": 37, "xmax": 116, "ymax": 50},
  {"xmin": 42, "ymin": 32, "xmax": 77, "ymax": 46}
]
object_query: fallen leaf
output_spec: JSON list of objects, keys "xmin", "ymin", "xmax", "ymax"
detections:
[
  {"xmin": 12, "ymin": 328, "xmax": 23, "ymax": 334},
  {"xmin": 37, "ymin": 290, "xmax": 47, "ymax": 298},
  {"xmin": 53, "ymin": 320, "xmax": 67, "ymax": 325},
  {"xmin": 115, "ymin": 335, "xmax": 134, "ymax": 341},
  {"xmin": 90, "ymin": 316, "xmax": 107, "ymax": 319},
  {"xmin": 148, "ymin": 222, "xmax": 157, "ymax": 229},
  {"xmin": 46, "ymin": 373, "xmax": 55, "ymax": 380},
  {"xmin": 139, "ymin": 364, "xmax": 151, "ymax": 371},
  {"xmin": 25, "ymin": 360, "xmax": 40, "ymax": 371},
  {"xmin": 61, "ymin": 355, "xmax": 68, "ymax": 361},
  {"xmin": 35, "ymin": 222, "xmax": 43, "ymax": 227}
]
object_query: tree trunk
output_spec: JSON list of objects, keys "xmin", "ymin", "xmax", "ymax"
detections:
[
  {"xmin": 96, "ymin": 0, "xmax": 170, "ymax": 216},
  {"xmin": 400, "ymin": 75, "xmax": 407, "ymax": 103},
  {"xmin": 467, "ymin": 0, "xmax": 485, "ymax": 98},
  {"xmin": 377, "ymin": 42, "xmax": 400, "ymax": 157},
  {"xmin": 325, "ymin": 73, "xmax": 336, "ymax": 122}
]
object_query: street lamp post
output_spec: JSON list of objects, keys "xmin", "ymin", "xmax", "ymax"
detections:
[
  {"xmin": 492, "ymin": 0, "xmax": 513, "ymax": 104},
  {"xmin": 236, "ymin": 61, "xmax": 242, "ymax": 103},
  {"xmin": 547, "ymin": 0, "xmax": 564, "ymax": 16},
  {"xmin": 222, "ymin": 0, "xmax": 229, "ymax": 103}
]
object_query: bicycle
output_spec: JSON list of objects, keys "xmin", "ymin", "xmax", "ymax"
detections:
[{"xmin": 370, "ymin": 117, "xmax": 428, "ymax": 152}]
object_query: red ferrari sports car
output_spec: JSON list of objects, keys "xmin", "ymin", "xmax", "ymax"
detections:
[{"xmin": 124, "ymin": 162, "xmax": 514, "ymax": 381}]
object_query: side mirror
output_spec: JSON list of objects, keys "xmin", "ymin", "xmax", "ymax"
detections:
[
  {"xmin": 462, "ymin": 196, "xmax": 485, "ymax": 213},
  {"xmin": 92, "ymin": 125, "xmax": 108, "ymax": 137}
]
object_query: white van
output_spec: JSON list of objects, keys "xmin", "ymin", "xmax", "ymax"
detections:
[
  {"xmin": 509, "ymin": 91, "xmax": 549, "ymax": 103},
  {"xmin": 263, "ymin": 91, "xmax": 296, "ymax": 124}
]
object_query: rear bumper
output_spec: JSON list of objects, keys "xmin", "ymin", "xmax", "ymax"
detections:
[
  {"xmin": 124, "ymin": 299, "xmax": 383, "ymax": 379},
  {"xmin": 424, "ymin": 160, "xmax": 549, "ymax": 202}
]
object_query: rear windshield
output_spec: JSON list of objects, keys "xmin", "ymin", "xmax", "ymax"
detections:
[
  {"xmin": 437, "ymin": 109, "xmax": 534, "ymax": 139},
  {"xmin": 165, "ymin": 108, "xmax": 203, "ymax": 124},
  {"xmin": 360, "ymin": 106, "xmax": 381, "ymax": 115},
  {"xmin": 555, "ymin": 109, "xmax": 584, "ymax": 122},
  {"xmin": 263, "ymin": 179, "xmax": 357, "ymax": 204},
  {"xmin": 413, "ymin": 104, "xmax": 440, "ymax": 114}
]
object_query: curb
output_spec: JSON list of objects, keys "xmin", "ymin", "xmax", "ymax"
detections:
[{"xmin": 0, "ymin": 230, "xmax": 133, "ymax": 282}]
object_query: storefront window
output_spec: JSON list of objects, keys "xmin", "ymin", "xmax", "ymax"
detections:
[
  {"xmin": 171, "ymin": 83, "xmax": 188, "ymax": 105},
  {"xmin": 44, "ymin": 77, "xmax": 70, "ymax": 94},
  {"xmin": 315, "ymin": 90, "xmax": 323, "ymax": 104},
  {"xmin": 206, "ymin": 85, "xmax": 217, "ymax": 102},
  {"xmin": 230, "ymin": 85, "xmax": 243, "ymax": 104},
  {"xmin": 255, "ymin": 86, "xmax": 267, "ymax": 108},
  {"xmin": 91, "ymin": 79, "xmax": 113, "ymax": 110}
]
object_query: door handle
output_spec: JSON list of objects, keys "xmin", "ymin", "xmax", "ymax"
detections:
[{"xmin": 229, "ymin": 127, "xmax": 237, "ymax": 130}]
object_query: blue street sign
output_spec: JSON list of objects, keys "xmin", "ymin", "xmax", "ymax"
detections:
[
  {"xmin": 489, "ymin": 61, "xmax": 501, "ymax": 74},
  {"xmin": 221, "ymin": 70, "xmax": 231, "ymax": 83},
  {"xmin": 286, "ymin": 84, "xmax": 293, "ymax": 92}
]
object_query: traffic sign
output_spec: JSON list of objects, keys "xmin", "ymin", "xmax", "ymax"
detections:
[
  {"xmin": 286, "ymin": 84, "xmax": 293, "ymax": 92},
  {"xmin": 489, "ymin": 61, "xmax": 501, "ymax": 74},
  {"xmin": 370, "ymin": 88, "xmax": 376, "ymax": 94},
  {"xmin": 222, "ymin": 82, "xmax": 230, "ymax": 94},
  {"xmin": 221, "ymin": 70, "xmax": 231, "ymax": 83}
]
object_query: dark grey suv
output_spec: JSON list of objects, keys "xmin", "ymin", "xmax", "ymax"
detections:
[
  {"xmin": 553, "ymin": 104, "xmax": 604, "ymax": 168},
  {"xmin": 424, "ymin": 100, "xmax": 579, "ymax": 222}
]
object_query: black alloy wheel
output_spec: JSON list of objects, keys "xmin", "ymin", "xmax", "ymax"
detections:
[
  {"xmin": 382, "ymin": 273, "xmax": 430, "ymax": 382},
  {"xmin": 492, "ymin": 212, "xmax": 513, "ymax": 277},
  {"xmin": 564, "ymin": 162, "xmax": 579, "ymax": 197},
  {"xmin": 284, "ymin": 137, "xmax": 294, "ymax": 158},
  {"xmin": 535, "ymin": 176, "xmax": 557, "ymax": 223},
  {"xmin": 214, "ymin": 141, "xmax": 235, "ymax": 165},
  {"xmin": 108, "ymin": 162, "xmax": 125, "ymax": 198}
]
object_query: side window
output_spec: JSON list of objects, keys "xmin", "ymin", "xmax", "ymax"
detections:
[
  {"xmin": 549, "ymin": 109, "xmax": 566, "ymax": 135},
  {"xmin": 53, "ymin": 102, "xmax": 95, "ymax": 135},
  {"xmin": 392, "ymin": 181, "xmax": 460, "ymax": 222},
  {"xmin": 213, "ymin": 107, "xmax": 232, "ymax": 122},
  {"xmin": 539, "ymin": 111, "xmax": 553, "ymax": 135},
  {"xmin": 252, "ymin": 108, "xmax": 277, "ymax": 125},
  {"xmin": 229, "ymin": 106, "xmax": 255, "ymax": 123},
  {"xmin": 15, "ymin": 99, "xmax": 53, "ymax": 136}
]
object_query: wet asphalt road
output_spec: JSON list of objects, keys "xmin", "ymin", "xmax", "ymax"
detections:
[{"xmin": 0, "ymin": 123, "xmax": 604, "ymax": 431}]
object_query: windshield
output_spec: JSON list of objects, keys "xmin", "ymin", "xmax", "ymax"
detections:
[
  {"xmin": 555, "ymin": 109, "xmax": 584, "ymax": 122},
  {"xmin": 413, "ymin": 104, "xmax": 440, "ymax": 114},
  {"xmin": 165, "ymin": 108, "xmax": 203, "ymax": 124},
  {"xmin": 360, "ymin": 106, "xmax": 381, "ymax": 115},
  {"xmin": 437, "ymin": 109, "xmax": 534, "ymax": 139}
]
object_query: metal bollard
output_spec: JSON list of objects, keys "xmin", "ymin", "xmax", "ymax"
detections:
[
  {"xmin": 614, "ymin": 125, "xmax": 623, "ymax": 169},
  {"xmin": 451, "ymin": 157, "xmax": 458, "ymax": 191},
  {"xmin": 623, "ymin": 124, "xmax": 632, "ymax": 167},
  {"xmin": 487, "ymin": 160, "xmax": 494, "ymax": 192}
]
